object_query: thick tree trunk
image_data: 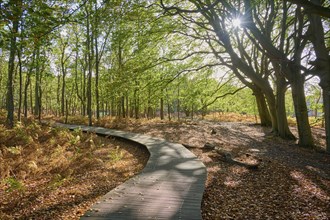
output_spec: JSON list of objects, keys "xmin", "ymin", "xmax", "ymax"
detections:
[
  {"xmin": 253, "ymin": 88, "xmax": 271, "ymax": 127},
  {"xmin": 276, "ymin": 77, "xmax": 296, "ymax": 140},
  {"xmin": 291, "ymin": 75, "xmax": 314, "ymax": 147},
  {"xmin": 263, "ymin": 93, "xmax": 278, "ymax": 134},
  {"xmin": 307, "ymin": 0, "xmax": 330, "ymax": 152},
  {"xmin": 322, "ymin": 85, "xmax": 330, "ymax": 153}
]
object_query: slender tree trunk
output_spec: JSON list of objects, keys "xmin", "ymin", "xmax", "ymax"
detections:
[
  {"xmin": 160, "ymin": 97, "xmax": 164, "ymax": 120},
  {"xmin": 134, "ymin": 85, "xmax": 139, "ymax": 119},
  {"xmin": 59, "ymin": 39, "xmax": 72, "ymax": 117},
  {"xmin": 6, "ymin": 2, "xmax": 19, "ymax": 128},
  {"xmin": 74, "ymin": 36, "xmax": 86, "ymax": 116},
  {"xmin": 86, "ymin": 5, "xmax": 92, "ymax": 126},
  {"xmin": 177, "ymin": 84, "xmax": 180, "ymax": 121},
  {"xmin": 17, "ymin": 47, "xmax": 22, "ymax": 121},
  {"xmin": 82, "ymin": 58, "xmax": 87, "ymax": 116},
  {"xmin": 24, "ymin": 59, "xmax": 33, "ymax": 119},
  {"xmin": 94, "ymin": 14, "xmax": 100, "ymax": 119},
  {"xmin": 30, "ymin": 81, "xmax": 33, "ymax": 115},
  {"xmin": 38, "ymin": 78, "xmax": 42, "ymax": 121},
  {"xmin": 94, "ymin": 2, "xmax": 100, "ymax": 120},
  {"xmin": 121, "ymin": 96, "xmax": 125, "ymax": 118},
  {"xmin": 126, "ymin": 93, "xmax": 129, "ymax": 119},
  {"xmin": 65, "ymin": 98, "xmax": 68, "ymax": 124},
  {"xmin": 35, "ymin": 47, "xmax": 40, "ymax": 117},
  {"xmin": 56, "ymin": 74, "xmax": 60, "ymax": 116},
  {"xmin": 166, "ymin": 89, "xmax": 171, "ymax": 121}
]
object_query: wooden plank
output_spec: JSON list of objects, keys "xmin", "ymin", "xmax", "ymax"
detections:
[{"xmin": 51, "ymin": 122, "xmax": 206, "ymax": 220}]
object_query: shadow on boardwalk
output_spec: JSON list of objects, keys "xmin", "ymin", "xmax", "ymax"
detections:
[{"xmin": 52, "ymin": 123, "xmax": 207, "ymax": 220}]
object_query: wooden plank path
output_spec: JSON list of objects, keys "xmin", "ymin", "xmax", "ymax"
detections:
[{"xmin": 52, "ymin": 123, "xmax": 207, "ymax": 220}]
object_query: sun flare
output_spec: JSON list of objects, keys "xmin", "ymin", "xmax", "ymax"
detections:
[{"xmin": 232, "ymin": 18, "xmax": 241, "ymax": 28}]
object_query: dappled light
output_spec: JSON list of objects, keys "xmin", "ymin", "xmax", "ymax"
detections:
[
  {"xmin": 0, "ymin": 118, "xmax": 148, "ymax": 219},
  {"xmin": 1, "ymin": 0, "xmax": 330, "ymax": 219},
  {"xmin": 290, "ymin": 170, "xmax": 330, "ymax": 202}
]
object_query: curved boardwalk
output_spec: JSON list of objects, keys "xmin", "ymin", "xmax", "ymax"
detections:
[{"xmin": 52, "ymin": 123, "xmax": 206, "ymax": 220}]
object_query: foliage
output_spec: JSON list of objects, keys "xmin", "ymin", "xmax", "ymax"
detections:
[
  {"xmin": 108, "ymin": 146, "xmax": 124, "ymax": 162},
  {"xmin": 2, "ymin": 177, "xmax": 25, "ymax": 192}
]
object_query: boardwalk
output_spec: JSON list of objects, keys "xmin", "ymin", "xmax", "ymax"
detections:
[{"xmin": 52, "ymin": 123, "xmax": 207, "ymax": 220}]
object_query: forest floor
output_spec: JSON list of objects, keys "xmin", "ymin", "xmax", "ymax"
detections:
[
  {"xmin": 85, "ymin": 115, "xmax": 330, "ymax": 220},
  {"xmin": 0, "ymin": 114, "xmax": 149, "ymax": 219},
  {"xmin": 1, "ymin": 113, "xmax": 330, "ymax": 219}
]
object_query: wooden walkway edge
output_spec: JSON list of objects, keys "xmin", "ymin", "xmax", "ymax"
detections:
[{"xmin": 52, "ymin": 123, "xmax": 207, "ymax": 220}]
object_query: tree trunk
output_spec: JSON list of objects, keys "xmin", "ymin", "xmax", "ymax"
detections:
[
  {"xmin": 65, "ymin": 98, "xmax": 68, "ymax": 124},
  {"xmin": 24, "ymin": 66, "xmax": 32, "ymax": 119},
  {"xmin": 160, "ymin": 97, "xmax": 164, "ymax": 120},
  {"xmin": 6, "ymin": 2, "xmax": 19, "ymax": 128},
  {"xmin": 167, "ymin": 101, "xmax": 171, "ymax": 121},
  {"xmin": 307, "ymin": 0, "xmax": 330, "ymax": 152},
  {"xmin": 291, "ymin": 74, "xmax": 314, "ymax": 147},
  {"xmin": 60, "ymin": 41, "xmax": 68, "ymax": 117},
  {"xmin": 17, "ymin": 47, "xmax": 22, "ymax": 121},
  {"xmin": 126, "ymin": 93, "xmax": 129, "ymax": 119},
  {"xmin": 30, "ymin": 79, "xmax": 33, "ymax": 115},
  {"xmin": 276, "ymin": 76, "xmax": 296, "ymax": 140},
  {"xmin": 134, "ymin": 87, "xmax": 139, "ymax": 119},
  {"xmin": 253, "ymin": 88, "xmax": 271, "ymax": 127},
  {"xmin": 322, "ymin": 85, "xmax": 330, "ymax": 153},
  {"xmin": 121, "ymin": 96, "xmax": 125, "ymax": 118},
  {"xmin": 94, "ymin": 19, "xmax": 100, "ymax": 120},
  {"xmin": 263, "ymin": 92, "xmax": 278, "ymax": 134},
  {"xmin": 35, "ymin": 47, "xmax": 41, "ymax": 117},
  {"xmin": 86, "ymin": 4, "xmax": 92, "ymax": 126},
  {"xmin": 56, "ymin": 74, "xmax": 60, "ymax": 116}
]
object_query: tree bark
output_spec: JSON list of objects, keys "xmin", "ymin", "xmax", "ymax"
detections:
[
  {"xmin": 17, "ymin": 46, "xmax": 22, "ymax": 121},
  {"xmin": 275, "ymin": 74, "xmax": 296, "ymax": 140},
  {"xmin": 24, "ymin": 51, "xmax": 35, "ymax": 119},
  {"xmin": 86, "ymin": 4, "xmax": 93, "ymax": 126},
  {"xmin": 94, "ymin": 2, "xmax": 100, "ymax": 120},
  {"xmin": 322, "ymin": 86, "xmax": 330, "ymax": 153},
  {"xmin": 61, "ymin": 51, "xmax": 66, "ymax": 117},
  {"xmin": 34, "ymin": 47, "xmax": 41, "ymax": 118},
  {"xmin": 290, "ymin": 74, "xmax": 314, "ymax": 147},
  {"xmin": 307, "ymin": 0, "xmax": 330, "ymax": 152},
  {"xmin": 253, "ymin": 87, "xmax": 271, "ymax": 127},
  {"xmin": 6, "ymin": 0, "xmax": 19, "ymax": 128},
  {"xmin": 160, "ymin": 97, "xmax": 164, "ymax": 120}
]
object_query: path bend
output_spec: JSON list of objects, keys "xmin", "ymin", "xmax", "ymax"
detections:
[{"xmin": 52, "ymin": 123, "xmax": 207, "ymax": 220}]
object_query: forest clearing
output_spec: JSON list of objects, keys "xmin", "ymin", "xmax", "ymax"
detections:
[{"xmin": 1, "ymin": 0, "xmax": 330, "ymax": 219}]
